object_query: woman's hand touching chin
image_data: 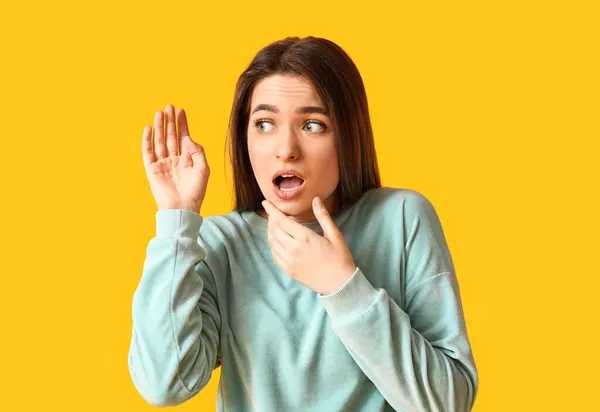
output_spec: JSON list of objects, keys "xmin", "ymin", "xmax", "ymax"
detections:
[{"xmin": 263, "ymin": 197, "xmax": 357, "ymax": 295}]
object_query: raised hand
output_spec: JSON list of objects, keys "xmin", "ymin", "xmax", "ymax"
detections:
[{"xmin": 142, "ymin": 104, "xmax": 210, "ymax": 213}]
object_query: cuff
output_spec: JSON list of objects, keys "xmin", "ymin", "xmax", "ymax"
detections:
[
  {"xmin": 156, "ymin": 209, "xmax": 203, "ymax": 240},
  {"xmin": 319, "ymin": 267, "xmax": 359, "ymax": 296},
  {"xmin": 318, "ymin": 267, "xmax": 381, "ymax": 324}
]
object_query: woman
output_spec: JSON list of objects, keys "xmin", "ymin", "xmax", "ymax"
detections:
[{"xmin": 128, "ymin": 36, "xmax": 479, "ymax": 411}]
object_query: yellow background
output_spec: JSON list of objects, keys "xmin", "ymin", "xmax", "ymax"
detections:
[{"xmin": 1, "ymin": 0, "xmax": 598, "ymax": 410}]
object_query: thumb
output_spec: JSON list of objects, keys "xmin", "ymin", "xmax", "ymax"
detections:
[
  {"xmin": 313, "ymin": 197, "xmax": 341, "ymax": 241},
  {"xmin": 180, "ymin": 134, "xmax": 197, "ymax": 154}
]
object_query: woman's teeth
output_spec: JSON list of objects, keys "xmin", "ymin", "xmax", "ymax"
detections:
[{"xmin": 276, "ymin": 175, "xmax": 304, "ymax": 189}]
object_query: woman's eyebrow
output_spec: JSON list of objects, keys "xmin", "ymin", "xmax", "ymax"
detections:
[{"xmin": 251, "ymin": 104, "xmax": 329, "ymax": 116}]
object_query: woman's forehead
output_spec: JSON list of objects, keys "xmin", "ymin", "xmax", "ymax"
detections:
[{"xmin": 250, "ymin": 75, "xmax": 324, "ymax": 110}]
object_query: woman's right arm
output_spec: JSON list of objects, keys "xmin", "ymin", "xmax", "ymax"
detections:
[
  {"xmin": 130, "ymin": 104, "xmax": 217, "ymax": 405},
  {"xmin": 127, "ymin": 208, "xmax": 221, "ymax": 407}
]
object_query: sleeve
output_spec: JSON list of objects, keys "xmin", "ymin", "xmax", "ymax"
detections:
[
  {"xmin": 318, "ymin": 193, "xmax": 479, "ymax": 412},
  {"xmin": 127, "ymin": 209, "xmax": 221, "ymax": 407},
  {"xmin": 318, "ymin": 266, "xmax": 359, "ymax": 297}
]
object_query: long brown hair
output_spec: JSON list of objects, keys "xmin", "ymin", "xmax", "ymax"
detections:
[{"xmin": 226, "ymin": 36, "xmax": 381, "ymax": 211}]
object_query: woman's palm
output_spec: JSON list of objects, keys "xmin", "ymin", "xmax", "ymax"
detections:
[{"xmin": 142, "ymin": 105, "xmax": 210, "ymax": 212}]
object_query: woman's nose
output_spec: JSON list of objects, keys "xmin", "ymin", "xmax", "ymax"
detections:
[{"xmin": 276, "ymin": 128, "xmax": 300, "ymax": 161}]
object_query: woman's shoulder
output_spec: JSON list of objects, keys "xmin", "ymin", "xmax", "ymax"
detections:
[
  {"xmin": 196, "ymin": 210, "xmax": 248, "ymax": 247},
  {"xmin": 360, "ymin": 186, "xmax": 437, "ymax": 214},
  {"xmin": 350, "ymin": 187, "xmax": 444, "ymax": 236}
]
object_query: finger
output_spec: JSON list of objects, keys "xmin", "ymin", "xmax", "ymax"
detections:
[
  {"xmin": 271, "ymin": 249, "xmax": 291, "ymax": 275},
  {"xmin": 262, "ymin": 200, "xmax": 313, "ymax": 241},
  {"xmin": 271, "ymin": 234, "xmax": 293, "ymax": 264},
  {"xmin": 312, "ymin": 197, "xmax": 341, "ymax": 242},
  {"xmin": 154, "ymin": 110, "xmax": 167, "ymax": 159},
  {"xmin": 269, "ymin": 217, "xmax": 296, "ymax": 250},
  {"xmin": 142, "ymin": 125, "xmax": 154, "ymax": 168},
  {"xmin": 165, "ymin": 104, "xmax": 178, "ymax": 157},
  {"xmin": 269, "ymin": 235, "xmax": 293, "ymax": 272},
  {"xmin": 190, "ymin": 144, "xmax": 209, "ymax": 173},
  {"xmin": 267, "ymin": 223, "xmax": 291, "ymax": 262},
  {"xmin": 177, "ymin": 108, "xmax": 191, "ymax": 154}
]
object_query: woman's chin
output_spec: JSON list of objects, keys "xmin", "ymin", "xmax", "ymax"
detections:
[
  {"xmin": 272, "ymin": 201, "xmax": 304, "ymax": 215},
  {"xmin": 266, "ymin": 198, "xmax": 315, "ymax": 220}
]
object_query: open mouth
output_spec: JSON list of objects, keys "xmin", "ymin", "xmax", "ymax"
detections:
[{"xmin": 274, "ymin": 175, "xmax": 305, "ymax": 191}]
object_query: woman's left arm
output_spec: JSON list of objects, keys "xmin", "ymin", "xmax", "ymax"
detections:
[{"xmin": 318, "ymin": 194, "xmax": 479, "ymax": 412}]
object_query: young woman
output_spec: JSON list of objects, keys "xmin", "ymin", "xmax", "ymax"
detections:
[{"xmin": 128, "ymin": 36, "xmax": 479, "ymax": 411}]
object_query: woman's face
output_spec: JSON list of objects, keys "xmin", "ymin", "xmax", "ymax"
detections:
[{"xmin": 247, "ymin": 74, "xmax": 340, "ymax": 223}]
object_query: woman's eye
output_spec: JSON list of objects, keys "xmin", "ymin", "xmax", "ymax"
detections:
[
  {"xmin": 253, "ymin": 119, "xmax": 327, "ymax": 134},
  {"xmin": 304, "ymin": 121, "xmax": 327, "ymax": 134},
  {"xmin": 254, "ymin": 120, "xmax": 274, "ymax": 133}
]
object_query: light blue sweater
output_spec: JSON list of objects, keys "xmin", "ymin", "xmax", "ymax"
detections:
[{"xmin": 127, "ymin": 187, "xmax": 478, "ymax": 411}]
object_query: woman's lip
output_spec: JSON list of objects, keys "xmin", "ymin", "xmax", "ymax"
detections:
[
  {"xmin": 272, "ymin": 179, "xmax": 306, "ymax": 200},
  {"xmin": 272, "ymin": 170, "xmax": 305, "ymax": 182}
]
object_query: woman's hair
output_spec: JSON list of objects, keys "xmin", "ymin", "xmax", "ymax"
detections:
[{"xmin": 226, "ymin": 36, "xmax": 381, "ymax": 211}]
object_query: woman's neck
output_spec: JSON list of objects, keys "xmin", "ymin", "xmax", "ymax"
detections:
[{"xmin": 255, "ymin": 192, "xmax": 341, "ymax": 223}]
